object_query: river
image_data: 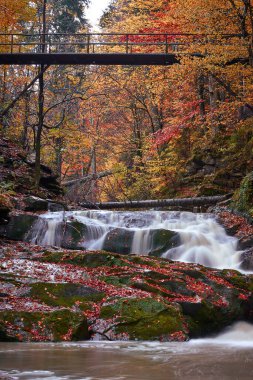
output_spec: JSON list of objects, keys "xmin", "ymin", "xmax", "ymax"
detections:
[
  {"xmin": 1, "ymin": 322, "xmax": 253, "ymax": 379},
  {"xmin": 2, "ymin": 210, "xmax": 253, "ymax": 379}
]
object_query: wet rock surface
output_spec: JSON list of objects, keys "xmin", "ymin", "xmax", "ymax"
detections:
[
  {"xmin": 213, "ymin": 207, "xmax": 253, "ymax": 270},
  {"xmin": 0, "ymin": 214, "xmax": 39, "ymax": 241},
  {"xmin": 0, "ymin": 243, "xmax": 252, "ymax": 342}
]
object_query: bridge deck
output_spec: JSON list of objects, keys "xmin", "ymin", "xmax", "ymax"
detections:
[
  {"xmin": 0, "ymin": 32, "xmax": 245, "ymax": 66},
  {"xmin": 0, "ymin": 53, "xmax": 179, "ymax": 65}
]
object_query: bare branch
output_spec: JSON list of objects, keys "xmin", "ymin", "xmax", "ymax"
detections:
[{"xmin": 0, "ymin": 65, "xmax": 50, "ymax": 118}]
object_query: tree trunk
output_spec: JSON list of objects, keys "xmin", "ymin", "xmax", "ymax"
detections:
[
  {"xmin": 80, "ymin": 195, "xmax": 230, "ymax": 210},
  {"xmin": 34, "ymin": 64, "xmax": 44, "ymax": 188},
  {"xmin": 197, "ymin": 74, "xmax": 206, "ymax": 119},
  {"xmin": 22, "ymin": 91, "xmax": 30, "ymax": 150},
  {"xmin": 34, "ymin": 0, "xmax": 47, "ymax": 188},
  {"xmin": 63, "ymin": 169, "xmax": 115, "ymax": 187},
  {"xmin": 55, "ymin": 136, "xmax": 63, "ymax": 179}
]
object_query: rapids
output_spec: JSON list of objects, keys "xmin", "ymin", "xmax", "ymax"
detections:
[{"xmin": 27, "ymin": 210, "xmax": 242, "ymax": 270}]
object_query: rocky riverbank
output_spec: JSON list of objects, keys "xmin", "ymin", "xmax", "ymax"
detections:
[{"xmin": 0, "ymin": 239, "xmax": 252, "ymax": 342}]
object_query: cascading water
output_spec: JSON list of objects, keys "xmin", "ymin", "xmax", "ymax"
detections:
[{"xmin": 26, "ymin": 210, "xmax": 243, "ymax": 270}]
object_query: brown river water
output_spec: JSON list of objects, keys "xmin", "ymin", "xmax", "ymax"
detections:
[{"xmin": 1, "ymin": 322, "xmax": 253, "ymax": 380}]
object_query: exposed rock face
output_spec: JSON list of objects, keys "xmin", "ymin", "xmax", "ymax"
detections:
[
  {"xmin": 23, "ymin": 196, "xmax": 50, "ymax": 212},
  {"xmin": 0, "ymin": 247, "xmax": 252, "ymax": 342},
  {"xmin": 0, "ymin": 214, "xmax": 39, "ymax": 241},
  {"xmin": 0, "ymin": 137, "xmax": 64, "ymax": 203},
  {"xmin": 23, "ymin": 196, "xmax": 66, "ymax": 212},
  {"xmin": 102, "ymin": 228, "xmax": 179, "ymax": 256},
  {"xmin": 0, "ymin": 310, "xmax": 89, "ymax": 342},
  {"xmin": 0, "ymin": 207, "xmax": 10, "ymax": 224},
  {"xmin": 182, "ymin": 143, "xmax": 248, "ymax": 197},
  {"xmin": 212, "ymin": 207, "xmax": 253, "ymax": 270},
  {"xmin": 240, "ymin": 249, "xmax": 253, "ymax": 271}
]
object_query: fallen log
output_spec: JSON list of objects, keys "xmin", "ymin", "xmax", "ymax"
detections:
[
  {"xmin": 62, "ymin": 170, "xmax": 114, "ymax": 187},
  {"xmin": 80, "ymin": 195, "xmax": 231, "ymax": 210}
]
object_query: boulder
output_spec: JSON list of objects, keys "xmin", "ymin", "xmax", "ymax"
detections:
[
  {"xmin": 0, "ymin": 214, "xmax": 39, "ymax": 241},
  {"xmin": 103, "ymin": 228, "xmax": 179, "ymax": 256},
  {"xmin": 150, "ymin": 229, "xmax": 180, "ymax": 257},
  {"xmin": 24, "ymin": 196, "xmax": 49, "ymax": 212},
  {"xmin": 240, "ymin": 249, "xmax": 253, "ymax": 271},
  {"xmin": 0, "ymin": 205, "xmax": 10, "ymax": 225},
  {"xmin": 97, "ymin": 298, "xmax": 184, "ymax": 341},
  {"xmin": 39, "ymin": 175, "xmax": 64, "ymax": 195},
  {"xmin": 0, "ymin": 194, "xmax": 12, "ymax": 225},
  {"xmin": 238, "ymin": 235, "xmax": 253, "ymax": 250},
  {"xmin": 103, "ymin": 228, "xmax": 134, "ymax": 254},
  {"xmin": 58, "ymin": 220, "xmax": 87, "ymax": 250},
  {"xmin": 48, "ymin": 201, "xmax": 66, "ymax": 212},
  {"xmin": 0, "ymin": 310, "xmax": 89, "ymax": 342}
]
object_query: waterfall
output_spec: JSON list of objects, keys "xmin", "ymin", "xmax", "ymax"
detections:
[
  {"xmin": 27, "ymin": 210, "xmax": 243, "ymax": 270},
  {"xmin": 131, "ymin": 229, "xmax": 153, "ymax": 255},
  {"xmin": 161, "ymin": 213, "xmax": 241, "ymax": 269},
  {"xmin": 190, "ymin": 322, "xmax": 253, "ymax": 347}
]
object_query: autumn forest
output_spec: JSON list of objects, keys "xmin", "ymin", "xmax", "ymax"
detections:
[
  {"xmin": 1, "ymin": 0, "xmax": 253, "ymax": 207},
  {"xmin": 2, "ymin": 1, "xmax": 253, "ymax": 372}
]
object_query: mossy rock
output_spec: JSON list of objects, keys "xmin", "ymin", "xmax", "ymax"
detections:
[
  {"xmin": 100, "ymin": 227, "xmax": 179, "ymax": 257},
  {"xmin": 100, "ymin": 298, "xmax": 183, "ymax": 340},
  {"xmin": 185, "ymin": 300, "xmax": 241, "ymax": 337},
  {"xmin": 149, "ymin": 229, "xmax": 180, "ymax": 257},
  {"xmin": 225, "ymin": 273, "xmax": 253, "ymax": 292},
  {"xmin": 103, "ymin": 228, "xmax": 134, "ymax": 254},
  {"xmin": 29, "ymin": 283, "xmax": 105, "ymax": 308},
  {"xmin": 59, "ymin": 221, "xmax": 88, "ymax": 250},
  {"xmin": 103, "ymin": 275, "xmax": 132, "ymax": 286},
  {"xmin": 156, "ymin": 279, "xmax": 195, "ymax": 297},
  {"xmin": 232, "ymin": 172, "xmax": 253, "ymax": 216},
  {"xmin": 41, "ymin": 251, "xmax": 130, "ymax": 268},
  {"xmin": 23, "ymin": 196, "xmax": 49, "ymax": 212},
  {"xmin": 0, "ymin": 310, "xmax": 89, "ymax": 342},
  {"xmin": 177, "ymin": 269, "xmax": 207, "ymax": 280}
]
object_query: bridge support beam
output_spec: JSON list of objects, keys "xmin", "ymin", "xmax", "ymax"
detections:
[{"xmin": 0, "ymin": 53, "xmax": 180, "ymax": 66}]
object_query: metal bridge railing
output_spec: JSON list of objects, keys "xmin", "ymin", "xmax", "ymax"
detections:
[{"xmin": 0, "ymin": 33, "xmax": 246, "ymax": 55}]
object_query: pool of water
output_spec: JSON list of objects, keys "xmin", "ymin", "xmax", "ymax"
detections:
[{"xmin": 1, "ymin": 323, "xmax": 253, "ymax": 380}]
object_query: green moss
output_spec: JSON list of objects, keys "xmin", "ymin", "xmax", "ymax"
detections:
[
  {"xmin": 128, "ymin": 255, "xmax": 160, "ymax": 268},
  {"xmin": 41, "ymin": 251, "xmax": 129, "ymax": 268},
  {"xmin": 0, "ymin": 310, "xmax": 89, "ymax": 342},
  {"xmin": 150, "ymin": 230, "xmax": 179, "ymax": 257},
  {"xmin": 103, "ymin": 276, "xmax": 132, "ymax": 286},
  {"xmin": 178, "ymin": 269, "xmax": 206, "ymax": 280},
  {"xmin": 29, "ymin": 283, "xmax": 104, "ymax": 308},
  {"xmin": 226, "ymin": 275, "xmax": 253, "ymax": 291},
  {"xmin": 232, "ymin": 173, "xmax": 253, "ymax": 217},
  {"xmin": 143, "ymin": 271, "xmax": 169, "ymax": 281},
  {"xmin": 100, "ymin": 298, "xmax": 183, "ymax": 340},
  {"xmin": 185, "ymin": 300, "xmax": 241, "ymax": 338},
  {"xmin": 43, "ymin": 310, "xmax": 89, "ymax": 341}
]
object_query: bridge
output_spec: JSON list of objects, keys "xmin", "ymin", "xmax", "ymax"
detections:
[{"xmin": 0, "ymin": 33, "xmax": 245, "ymax": 66}]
